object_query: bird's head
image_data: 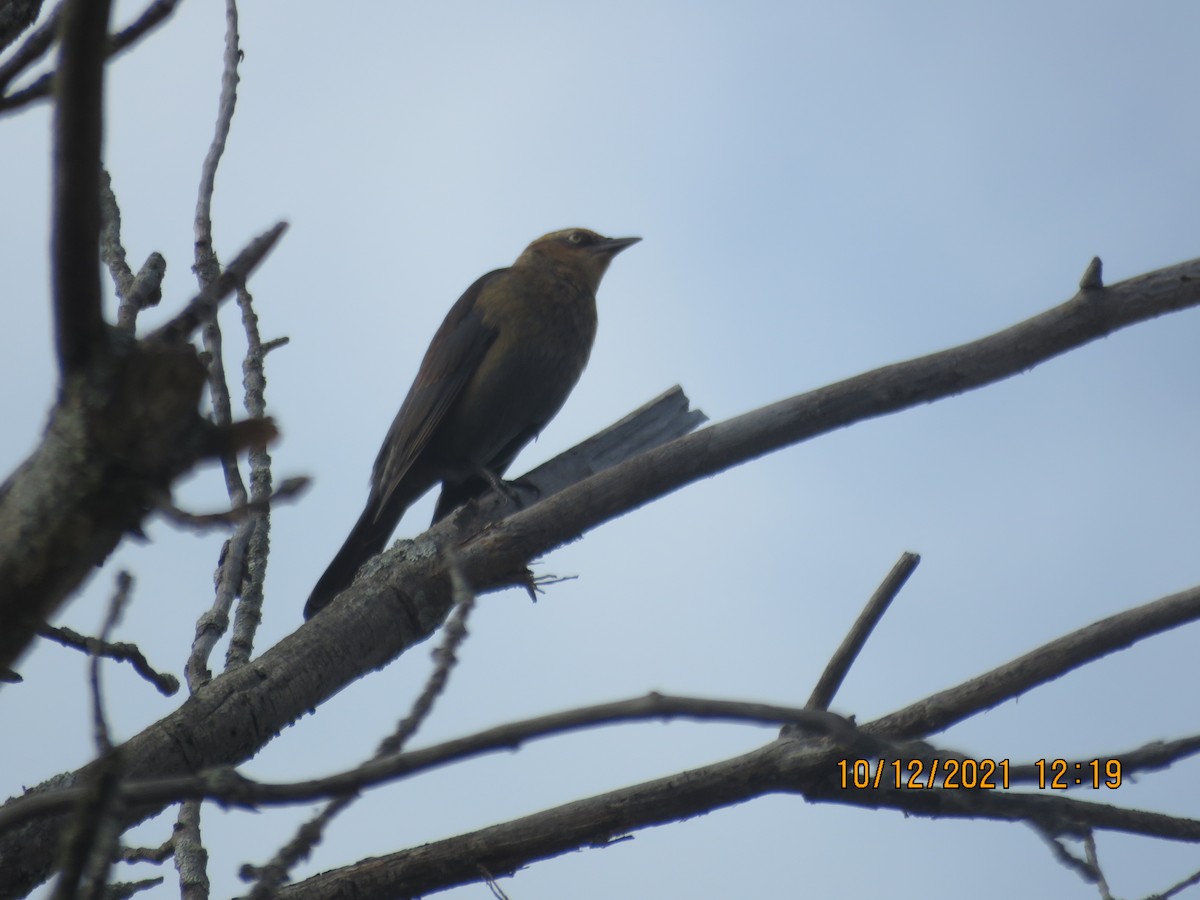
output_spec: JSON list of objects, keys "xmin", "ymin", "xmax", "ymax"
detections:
[{"xmin": 515, "ymin": 228, "xmax": 641, "ymax": 295}]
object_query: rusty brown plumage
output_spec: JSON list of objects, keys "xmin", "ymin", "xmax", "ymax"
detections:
[{"xmin": 304, "ymin": 228, "xmax": 640, "ymax": 619}]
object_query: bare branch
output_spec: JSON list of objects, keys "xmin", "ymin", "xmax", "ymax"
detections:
[
  {"xmin": 102, "ymin": 162, "xmax": 167, "ymax": 334},
  {"xmin": 174, "ymin": 800, "xmax": 209, "ymax": 900},
  {"xmin": 151, "ymin": 222, "xmax": 287, "ymax": 345},
  {"xmin": 89, "ymin": 572, "xmax": 132, "ymax": 757},
  {"xmin": 119, "ymin": 839, "xmax": 174, "ymax": 864},
  {"xmin": 866, "ymin": 582, "xmax": 1200, "ymax": 740},
  {"xmin": 185, "ymin": 519, "xmax": 249, "ymax": 692},
  {"xmin": 0, "ymin": 222, "xmax": 284, "ymax": 676},
  {"xmin": 193, "ymin": 0, "xmax": 240, "ymax": 275},
  {"xmin": 52, "ymin": 572, "xmax": 134, "ymax": 900},
  {"xmin": 1037, "ymin": 831, "xmax": 1103, "ymax": 886},
  {"xmin": 1158, "ymin": 864, "xmax": 1200, "ymax": 900},
  {"xmin": 50, "ymin": 0, "xmax": 111, "ymax": 377},
  {"xmin": 807, "ymin": 551, "xmax": 920, "ymax": 711},
  {"xmin": 154, "ymin": 477, "xmax": 309, "ymax": 531},
  {"xmin": 0, "ymin": 0, "xmax": 52, "ymax": 63},
  {"xmin": 98, "ymin": 167, "xmax": 134, "ymax": 303},
  {"xmin": 105, "ymin": 877, "xmax": 164, "ymax": 898},
  {"xmin": 38, "ymin": 622, "xmax": 179, "ymax": 696},
  {"xmin": 277, "ymin": 741, "xmax": 1200, "ymax": 900},
  {"xmin": 244, "ymin": 553, "xmax": 481, "ymax": 897},
  {"xmin": 0, "ymin": 694, "xmax": 861, "ymax": 832},
  {"xmin": 180, "ymin": 2, "xmax": 249, "ymax": 860},
  {"xmin": 1004, "ymin": 733, "xmax": 1200, "ymax": 786},
  {"xmin": 226, "ymin": 284, "xmax": 278, "ymax": 670},
  {"xmin": 117, "ymin": 252, "xmax": 166, "ymax": 332},
  {"xmin": 0, "ymin": 0, "xmax": 183, "ymax": 113},
  {"xmin": 1083, "ymin": 833, "xmax": 1114, "ymax": 900},
  {"xmin": 50, "ymin": 752, "xmax": 123, "ymax": 900}
]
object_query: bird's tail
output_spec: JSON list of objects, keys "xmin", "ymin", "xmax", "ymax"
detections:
[
  {"xmin": 304, "ymin": 475, "xmax": 433, "ymax": 619},
  {"xmin": 304, "ymin": 503, "xmax": 391, "ymax": 619}
]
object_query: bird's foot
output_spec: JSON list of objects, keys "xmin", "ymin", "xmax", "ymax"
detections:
[{"xmin": 473, "ymin": 466, "xmax": 540, "ymax": 509}]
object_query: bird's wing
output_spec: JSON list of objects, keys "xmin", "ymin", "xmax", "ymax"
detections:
[{"xmin": 370, "ymin": 269, "xmax": 504, "ymax": 517}]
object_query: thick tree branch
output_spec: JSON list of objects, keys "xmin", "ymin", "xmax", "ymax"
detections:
[
  {"xmin": 50, "ymin": 0, "xmax": 110, "ymax": 377},
  {"xmin": 0, "ymin": 223, "xmax": 286, "ymax": 677}
]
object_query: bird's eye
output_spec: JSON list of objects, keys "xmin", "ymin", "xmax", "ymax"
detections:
[{"xmin": 568, "ymin": 231, "xmax": 585, "ymax": 244}]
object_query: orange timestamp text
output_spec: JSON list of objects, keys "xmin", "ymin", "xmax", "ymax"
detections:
[
  {"xmin": 837, "ymin": 758, "xmax": 1124, "ymax": 790},
  {"xmin": 838, "ymin": 757, "xmax": 1011, "ymax": 790}
]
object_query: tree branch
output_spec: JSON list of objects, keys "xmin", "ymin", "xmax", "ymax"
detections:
[
  {"xmin": 0, "ymin": 223, "xmax": 286, "ymax": 677},
  {"xmin": 50, "ymin": 0, "xmax": 111, "ymax": 377},
  {"xmin": 0, "ymin": 694, "xmax": 861, "ymax": 833},
  {"xmin": 0, "ymin": 0, "xmax": 182, "ymax": 114},
  {"xmin": 806, "ymin": 551, "xmax": 920, "ymax": 712},
  {"xmin": 275, "ymin": 732, "xmax": 1200, "ymax": 900},
  {"xmin": 865, "ymin": 582, "xmax": 1200, "ymax": 740},
  {"xmin": 37, "ymin": 622, "xmax": 179, "ymax": 697},
  {"xmin": 0, "ymin": 1, "xmax": 57, "ymax": 89}
]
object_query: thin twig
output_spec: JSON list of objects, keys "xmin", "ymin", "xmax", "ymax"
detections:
[
  {"xmin": 104, "ymin": 877, "xmax": 164, "ymax": 898},
  {"xmin": 50, "ymin": 753, "xmax": 123, "ymax": 900},
  {"xmin": 383, "ymin": 552, "xmax": 478, "ymax": 755},
  {"xmin": 479, "ymin": 867, "xmax": 510, "ymax": 900},
  {"xmin": 119, "ymin": 840, "xmax": 174, "ymax": 864},
  {"xmin": 184, "ymin": 519, "xmax": 249, "ymax": 692},
  {"xmin": 59, "ymin": 571, "xmax": 131, "ymax": 900},
  {"xmin": 1157, "ymin": 864, "xmax": 1200, "ymax": 899},
  {"xmin": 0, "ymin": 0, "xmax": 44, "ymax": 52},
  {"xmin": 98, "ymin": 167, "xmax": 134, "ymax": 303},
  {"xmin": 0, "ymin": 0, "xmax": 63, "ymax": 93},
  {"xmin": 1003, "ymin": 733, "xmax": 1200, "ymax": 786},
  {"xmin": 149, "ymin": 222, "xmax": 287, "ymax": 345},
  {"xmin": 0, "ymin": 694, "xmax": 865, "ymax": 830},
  {"xmin": 193, "ymin": 0, "xmax": 239, "ymax": 274},
  {"xmin": 226, "ymin": 282, "xmax": 276, "ymax": 668},
  {"xmin": 192, "ymin": 0, "xmax": 244, "ymax": 499},
  {"xmin": 807, "ymin": 551, "xmax": 920, "ymax": 712},
  {"xmin": 1083, "ymin": 833, "xmax": 1114, "ymax": 900},
  {"xmin": 89, "ymin": 572, "xmax": 132, "ymax": 756},
  {"xmin": 155, "ymin": 476, "xmax": 308, "ymax": 530},
  {"xmin": 243, "ymin": 553, "xmax": 481, "ymax": 897},
  {"xmin": 1036, "ymin": 830, "xmax": 1102, "ymax": 884},
  {"xmin": 119, "ymin": 252, "xmax": 166, "ymax": 331},
  {"xmin": 0, "ymin": 0, "xmax": 183, "ymax": 113},
  {"xmin": 38, "ymin": 621, "xmax": 179, "ymax": 696},
  {"xmin": 866, "ymin": 583, "xmax": 1200, "ymax": 741}
]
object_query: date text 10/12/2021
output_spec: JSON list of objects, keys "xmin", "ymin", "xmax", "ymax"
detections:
[{"xmin": 836, "ymin": 758, "xmax": 1124, "ymax": 791}]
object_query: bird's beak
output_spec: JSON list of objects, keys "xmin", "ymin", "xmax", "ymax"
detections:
[{"xmin": 596, "ymin": 235, "xmax": 642, "ymax": 255}]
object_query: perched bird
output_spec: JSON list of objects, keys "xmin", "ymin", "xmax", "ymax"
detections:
[{"xmin": 304, "ymin": 228, "xmax": 640, "ymax": 619}]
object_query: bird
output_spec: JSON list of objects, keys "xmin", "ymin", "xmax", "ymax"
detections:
[{"xmin": 304, "ymin": 228, "xmax": 641, "ymax": 619}]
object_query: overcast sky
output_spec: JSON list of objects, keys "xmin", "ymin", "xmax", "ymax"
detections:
[{"xmin": 3, "ymin": 2, "xmax": 1200, "ymax": 898}]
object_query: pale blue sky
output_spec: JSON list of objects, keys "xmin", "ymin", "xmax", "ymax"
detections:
[{"xmin": 3, "ymin": 2, "xmax": 1199, "ymax": 897}]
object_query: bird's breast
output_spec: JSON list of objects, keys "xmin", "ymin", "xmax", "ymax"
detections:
[{"xmin": 435, "ymin": 270, "xmax": 598, "ymax": 468}]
